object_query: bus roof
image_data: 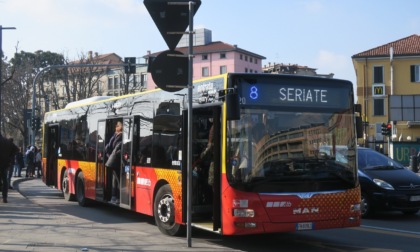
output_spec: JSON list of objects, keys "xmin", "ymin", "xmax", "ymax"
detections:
[{"xmin": 64, "ymin": 96, "xmax": 115, "ymax": 109}]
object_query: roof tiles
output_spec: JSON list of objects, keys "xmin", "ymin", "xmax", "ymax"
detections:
[{"xmin": 352, "ymin": 34, "xmax": 420, "ymax": 58}]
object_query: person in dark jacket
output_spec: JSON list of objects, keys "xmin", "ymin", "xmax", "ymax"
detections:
[
  {"xmin": 13, "ymin": 147, "xmax": 25, "ymax": 177},
  {"xmin": 0, "ymin": 134, "xmax": 19, "ymax": 203},
  {"xmin": 105, "ymin": 121, "xmax": 123, "ymax": 204}
]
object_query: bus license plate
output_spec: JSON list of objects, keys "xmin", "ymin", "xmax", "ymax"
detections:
[
  {"xmin": 296, "ymin": 222, "xmax": 314, "ymax": 231},
  {"xmin": 410, "ymin": 195, "xmax": 420, "ymax": 201}
]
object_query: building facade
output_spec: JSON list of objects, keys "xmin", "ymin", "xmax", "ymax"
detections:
[
  {"xmin": 352, "ymin": 34, "xmax": 420, "ymax": 159},
  {"xmin": 262, "ymin": 62, "xmax": 334, "ymax": 78},
  {"xmin": 144, "ymin": 28, "xmax": 266, "ymax": 90}
]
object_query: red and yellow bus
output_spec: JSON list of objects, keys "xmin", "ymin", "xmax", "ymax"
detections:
[{"xmin": 42, "ymin": 73, "xmax": 361, "ymax": 236}]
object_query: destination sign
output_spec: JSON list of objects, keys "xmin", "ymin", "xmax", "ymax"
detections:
[{"xmin": 237, "ymin": 76, "xmax": 352, "ymax": 109}]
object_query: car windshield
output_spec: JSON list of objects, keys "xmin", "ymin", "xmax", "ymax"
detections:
[
  {"xmin": 226, "ymin": 109, "xmax": 358, "ymax": 193},
  {"xmin": 357, "ymin": 149, "xmax": 405, "ymax": 170}
]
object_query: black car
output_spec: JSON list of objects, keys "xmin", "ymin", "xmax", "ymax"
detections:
[{"xmin": 358, "ymin": 147, "xmax": 420, "ymax": 218}]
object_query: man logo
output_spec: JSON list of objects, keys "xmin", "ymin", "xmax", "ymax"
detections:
[{"xmin": 293, "ymin": 207, "xmax": 319, "ymax": 214}]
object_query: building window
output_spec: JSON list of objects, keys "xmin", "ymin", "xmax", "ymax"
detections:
[
  {"xmin": 114, "ymin": 76, "xmax": 119, "ymax": 90},
  {"xmin": 141, "ymin": 73, "xmax": 148, "ymax": 88},
  {"xmin": 240, "ymin": 54, "xmax": 243, "ymax": 60},
  {"xmin": 220, "ymin": 53, "xmax": 226, "ymax": 59},
  {"xmin": 254, "ymin": 58, "xmax": 258, "ymax": 64},
  {"xmin": 108, "ymin": 77, "xmax": 113, "ymax": 90},
  {"xmin": 245, "ymin": 55, "xmax": 248, "ymax": 61},
  {"xmin": 373, "ymin": 66, "xmax": 383, "ymax": 83},
  {"xmin": 245, "ymin": 68, "xmax": 248, "ymax": 73},
  {"xmin": 133, "ymin": 74, "xmax": 138, "ymax": 88},
  {"xmin": 202, "ymin": 67, "xmax": 209, "ymax": 77},
  {"xmin": 220, "ymin": 65, "xmax": 227, "ymax": 74},
  {"xmin": 373, "ymin": 98, "xmax": 385, "ymax": 116},
  {"xmin": 202, "ymin": 54, "xmax": 208, "ymax": 60},
  {"xmin": 410, "ymin": 65, "xmax": 420, "ymax": 82}
]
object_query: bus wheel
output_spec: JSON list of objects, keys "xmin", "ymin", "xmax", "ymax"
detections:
[
  {"xmin": 76, "ymin": 172, "xmax": 90, "ymax": 207},
  {"xmin": 62, "ymin": 170, "xmax": 75, "ymax": 201},
  {"xmin": 154, "ymin": 184, "xmax": 184, "ymax": 236}
]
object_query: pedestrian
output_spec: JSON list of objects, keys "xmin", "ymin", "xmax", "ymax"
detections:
[
  {"xmin": 0, "ymin": 134, "xmax": 19, "ymax": 203},
  {"xmin": 6, "ymin": 138, "xmax": 17, "ymax": 189},
  {"xmin": 13, "ymin": 147, "xmax": 25, "ymax": 177},
  {"xmin": 105, "ymin": 121, "xmax": 123, "ymax": 204},
  {"xmin": 25, "ymin": 146, "xmax": 35, "ymax": 178},
  {"xmin": 35, "ymin": 147, "xmax": 42, "ymax": 178}
]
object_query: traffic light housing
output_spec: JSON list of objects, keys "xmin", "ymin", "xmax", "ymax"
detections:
[
  {"xmin": 31, "ymin": 117, "xmax": 36, "ymax": 130},
  {"xmin": 381, "ymin": 123, "xmax": 392, "ymax": 136},
  {"xmin": 381, "ymin": 123, "xmax": 387, "ymax": 135},
  {"xmin": 36, "ymin": 117, "xmax": 41, "ymax": 131},
  {"xmin": 30, "ymin": 117, "xmax": 41, "ymax": 131},
  {"xmin": 124, "ymin": 57, "xmax": 136, "ymax": 74},
  {"xmin": 386, "ymin": 123, "xmax": 392, "ymax": 136}
]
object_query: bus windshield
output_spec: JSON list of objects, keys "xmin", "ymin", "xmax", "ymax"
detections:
[{"xmin": 226, "ymin": 108, "xmax": 357, "ymax": 193}]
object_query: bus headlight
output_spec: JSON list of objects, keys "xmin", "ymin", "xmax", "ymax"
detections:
[
  {"xmin": 351, "ymin": 203, "xmax": 361, "ymax": 212},
  {"xmin": 233, "ymin": 209, "xmax": 255, "ymax": 217}
]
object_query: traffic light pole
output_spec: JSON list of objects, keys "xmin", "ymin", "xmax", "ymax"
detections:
[{"xmin": 186, "ymin": 1, "xmax": 194, "ymax": 247}]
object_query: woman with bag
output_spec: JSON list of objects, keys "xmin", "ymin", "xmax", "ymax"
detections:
[{"xmin": 105, "ymin": 121, "xmax": 123, "ymax": 204}]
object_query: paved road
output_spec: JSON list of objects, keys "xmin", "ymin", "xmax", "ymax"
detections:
[{"xmin": 0, "ymin": 176, "xmax": 238, "ymax": 252}]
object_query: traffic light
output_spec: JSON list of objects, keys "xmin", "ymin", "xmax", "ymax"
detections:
[
  {"xmin": 35, "ymin": 117, "xmax": 41, "ymax": 130},
  {"xmin": 124, "ymin": 57, "xmax": 136, "ymax": 74},
  {"xmin": 386, "ymin": 123, "xmax": 392, "ymax": 136},
  {"xmin": 31, "ymin": 117, "xmax": 36, "ymax": 130},
  {"xmin": 381, "ymin": 123, "xmax": 387, "ymax": 135},
  {"xmin": 381, "ymin": 123, "xmax": 392, "ymax": 136}
]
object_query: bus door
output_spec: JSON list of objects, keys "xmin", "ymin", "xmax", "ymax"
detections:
[
  {"xmin": 182, "ymin": 106, "xmax": 221, "ymax": 231},
  {"xmin": 119, "ymin": 116, "xmax": 139, "ymax": 209},
  {"xmin": 95, "ymin": 120, "xmax": 107, "ymax": 201},
  {"xmin": 45, "ymin": 124, "xmax": 60, "ymax": 187}
]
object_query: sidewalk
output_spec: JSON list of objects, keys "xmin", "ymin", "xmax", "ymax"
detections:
[{"xmin": 0, "ymin": 175, "xmax": 236, "ymax": 252}]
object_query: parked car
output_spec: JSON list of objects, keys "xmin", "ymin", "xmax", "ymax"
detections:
[{"xmin": 357, "ymin": 147, "xmax": 420, "ymax": 218}]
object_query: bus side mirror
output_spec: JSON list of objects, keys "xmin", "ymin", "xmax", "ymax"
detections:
[{"xmin": 226, "ymin": 93, "xmax": 240, "ymax": 121}]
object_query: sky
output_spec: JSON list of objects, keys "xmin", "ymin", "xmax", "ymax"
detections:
[{"xmin": 1, "ymin": 0, "xmax": 420, "ymax": 90}]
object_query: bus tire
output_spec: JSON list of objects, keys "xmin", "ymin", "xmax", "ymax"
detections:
[
  {"xmin": 76, "ymin": 172, "xmax": 90, "ymax": 207},
  {"xmin": 154, "ymin": 184, "xmax": 184, "ymax": 236},
  {"xmin": 62, "ymin": 169, "xmax": 75, "ymax": 201}
]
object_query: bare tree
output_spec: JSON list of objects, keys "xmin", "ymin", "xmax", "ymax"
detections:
[
  {"xmin": 116, "ymin": 68, "xmax": 146, "ymax": 95},
  {"xmin": 49, "ymin": 51, "xmax": 120, "ymax": 108}
]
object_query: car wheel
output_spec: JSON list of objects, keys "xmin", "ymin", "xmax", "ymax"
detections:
[
  {"xmin": 154, "ymin": 184, "xmax": 184, "ymax": 236},
  {"xmin": 361, "ymin": 192, "xmax": 374, "ymax": 218}
]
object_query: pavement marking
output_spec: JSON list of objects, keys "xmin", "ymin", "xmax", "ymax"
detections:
[{"xmin": 356, "ymin": 225, "xmax": 420, "ymax": 238}]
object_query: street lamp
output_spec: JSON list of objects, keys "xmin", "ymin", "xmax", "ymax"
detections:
[{"xmin": 0, "ymin": 25, "xmax": 16, "ymax": 133}]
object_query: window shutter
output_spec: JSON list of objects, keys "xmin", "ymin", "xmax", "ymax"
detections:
[{"xmin": 411, "ymin": 65, "xmax": 415, "ymax": 82}]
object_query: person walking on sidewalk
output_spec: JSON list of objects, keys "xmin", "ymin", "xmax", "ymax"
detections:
[
  {"xmin": 35, "ymin": 147, "xmax": 42, "ymax": 178},
  {"xmin": 7, "ymin": 138, "xmax": 17, "ymax": 188},
  {"xmin": 13, "ymin": 147, "xmax": 25, "ymax": 177},
  {"xmin": 25, "ymin": 146, "xmax": 35, "ymax": 178},
  {"xmin": 0, "ymin": 134, "xmax": 18, "ymax": 203}
]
